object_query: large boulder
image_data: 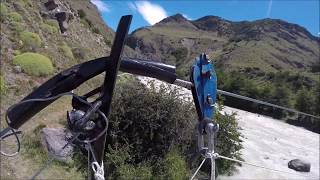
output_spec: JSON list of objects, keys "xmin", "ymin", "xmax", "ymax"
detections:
[
  {"xmin": 44, "ymin": 0, "xmax": 58, "ymax": 11},
  {"xmin": 288, "ymin": 159, "xmax": 311, "ymax": 172},
  {"xmin": 40, "ymin": 127, "xmax": 74, "ymax": 162}
]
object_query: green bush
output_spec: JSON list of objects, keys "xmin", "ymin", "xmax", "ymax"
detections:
[
  {"xmin": 161, "ymin": 149, "xmax": 188, "ymax": 179},
  {"xmin": 0, "ymin": 75, "xmax": 6, "ymax": 94},
  {"xmin": 103, "ymin": 76, "xmax": 242, "ymax": 178},
  {"xmin": 41, "ymin": 23, "xmax": 58, "ymax": 34},
  {"xmin": 45, "ymin": 19, "xmax": 59, "ymax": 29},
  {"xmin": 59, "ymin": 42, "xmax": 74, "ymax": 59},
  {"xmin": 13, "ymin": 52, "xmax": 54, "ymax": 76},
  {"xmin": 72, "ymin": 47, "xmax": 88, "ymax": 60},
  {"xmin": 78, "ymin": 9, "xmax": 86, "ymax": 19},
  {"xmin": 8, "ymin": 12, "xmax": 22, "ymax": 22},
  {"xmin": 105, "ymin": 143, "xmax": 153, "ymax": 179},
  {"xmin": 9, "ymin": 21, "xmax": 24, "ymax": 32},
  {"xmin": 214, "ymin": 106, "xmax": 242, "ymax": 175},
  {"xmin": 0, "ymin": 3, "xmax": 8, "ymax": 21},
  {"xmin": 92, "ymin": 27, "xmax": 100, "ymax": 34},
  {"xmin": 19, "ymin": 31, "xmax": 42, "ymax": 50},
  {"xmin": 13, "ymin": 50, "xmax": 21, "ymax": 55}
]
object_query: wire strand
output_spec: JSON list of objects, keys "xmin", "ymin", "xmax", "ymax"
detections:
[
  {"xmin": 190, "ymin": 158, "xmax": 207, "ymax": 180},
  {"xmin": 30, "ymin": 133, "xmax": 80, "ymax": 180},
  {"xmin": 217, "ymin": 154, "xmax": 318, "ymax": 179}
]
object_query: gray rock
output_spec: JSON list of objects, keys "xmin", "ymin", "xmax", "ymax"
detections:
[
  {"xmin": 44, "ymin": 0, "xmax": 58, "ymax": 11},
  {"xmin": 55, "ymin": 12, "xmax": 69, "ymax": 33},
  {"xmin": 13, "ymin": 66, "xmax": 22, "ymax": 73},
  {"xmin": 288, "ymin": 159, "xmax": 311, "ymax": 172},
  {"xmin": 40, "ymin": 127, "xmax": 74, "ymax": 162}
]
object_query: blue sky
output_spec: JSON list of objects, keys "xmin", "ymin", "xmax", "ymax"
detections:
[{"xmin": 91, "ymin": 0, "xmax": 320, "ymax": 36}]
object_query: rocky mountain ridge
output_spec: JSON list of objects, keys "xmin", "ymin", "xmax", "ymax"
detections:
[{"xmin": 127, "ymin": 13, "xmax": 319, "ymax": 81}]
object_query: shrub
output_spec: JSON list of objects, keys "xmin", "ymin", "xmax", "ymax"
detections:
[
  {"xmin": 13, "ymin": 50, "xmax": 21, "ymax": 55},
  {"xmin": 0, "ymin": 3, "xmax": 8, "ymax": 21},
  {"xmin": 59, "ymin": 42, "xmax": 74, "ymax": 59},
  {"xmin": 7, "ymin": 12, "xmax": 22, "ymax": 22},
  {"xmin": 103, "ymin": 36, "xmax": 112, "ymax": 46},
  {"xmin": 105, "ymin": 143, "xmax": 153, "ymax": 179},
  {"xmin": 92, "ymin": 27, "xmax": 100, "ymax": 34},
  {"xmin": 161, "ymin": 149, "xmax": 188, "ymax": 179},
  {"xmin": 19, "ymin": 31, "xmax": 42, "ymax": 50},
  {"xmin": 80, "ymin": 18, "xmax": 90, "ymax": 28},
  {"xmin": 104, "ymin": 76, "xmax": 242, "ymax": 178},
  {"xmin": 214, "ymin": 106, "xmax": 243, "ymax": 175},
  {"xmin": 0, "ymin": 75, "xmax": 6, "ymax": 94},
  {"xmin": 41, "ymin": 23, "xmax": 58, "ymax": 34},
  {"xmin": 78, "ymin": 9, "xmax": 86, "ymax": 19},
  {"xmin": 72, "ymin": 47, "xmax": 88, "ymax": 60},
  {"xmin": 45, "ymin": 19, "xmax": 59, "ymax": 30},
  {"xmin": 9, "ymin": 21, "xmax": 23, "ymax": 32},
  {"xmin": 13, "ymin": 52, "xmax": 54, "ymax": 76}
]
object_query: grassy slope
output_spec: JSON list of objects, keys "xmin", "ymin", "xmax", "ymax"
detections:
[
  {"xmin": 127, "ymin": 15, "xmax": 320, "ymax": 114},
  {"xmin": 0, "ymin": 0, "xmax": 117, "ymax": 179}
]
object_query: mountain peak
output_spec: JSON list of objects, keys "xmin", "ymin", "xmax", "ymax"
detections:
[
  {"xmin": 158, "ymin": 13, "xmax": 189, "ymax": 24},
  {"xmin": 156, "ymin": 13, "xmax": 198, "ymax": 29}
]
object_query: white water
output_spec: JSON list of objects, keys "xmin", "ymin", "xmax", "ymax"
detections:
[{"xmin": 138, "ymin": 76, "xmax": 320, "ymax": 180}]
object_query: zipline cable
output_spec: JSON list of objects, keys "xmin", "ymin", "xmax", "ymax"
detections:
[
  {"xmin": 217, "ymin": 154, "xmax": 318, "ymax": 179},
  {"xmin": 173, "ymin": 79, "xmax": 320, "ymax": 120}
]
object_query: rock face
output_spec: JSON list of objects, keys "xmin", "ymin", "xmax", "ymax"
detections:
[
  {"xmin": 40, "ymin": 127, "xmax": 74, "ymax": 162},
  {"xmin": 43, "ymin": 0, "xmax": 73, "ymax": 33},
  {"xmin": 44, "ymin": 0, "xmax": 58, "ymax": 11},
  {"xmin": 288, "ymin": 159, "xmax": 311, "ymax": 172}
]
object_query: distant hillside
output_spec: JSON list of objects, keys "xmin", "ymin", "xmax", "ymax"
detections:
[
  {"xmin": 127, "ymin": 14, "xmax": 320, "ymax": 128},
  {"xmin": 127, "ymin": 14, "xmax": 319, "ymax": 80}
]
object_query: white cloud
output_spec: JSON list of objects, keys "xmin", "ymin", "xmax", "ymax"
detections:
[
  {"xmin": 91, "ymin": 0, "xmax": 110, "ymax": 12},
  {"xmin": 132, "ymin": 1, "xmax": 168, "ymax": 25},
  {"xmin": 266, "ymin": 0, "xmax": 273, "ymax": 17},
  {"xmin": 128, "ymin": 2, "xmax": 137, "ymax": 12},
  {"xmin": 182, "ymin": 14, "xmax": 192, "ymax": 20}
]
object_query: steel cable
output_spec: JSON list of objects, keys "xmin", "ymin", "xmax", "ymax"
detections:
[{"xmin": 217, "ymin": 154, "xmax": 318, "ymax": 179}]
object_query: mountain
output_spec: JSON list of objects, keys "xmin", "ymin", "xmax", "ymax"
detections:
[
  {"xmin": 127, "ymin": 14, "xmax": 320, "ymax": 81},
  {"xmin": 127, "ymin": 13, "xmax": 320, "ymax": 127}
]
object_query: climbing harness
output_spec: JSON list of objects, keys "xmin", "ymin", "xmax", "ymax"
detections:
[{"xmin": 0, "ymin": 15, "xmax": 319, "ymax": 180}]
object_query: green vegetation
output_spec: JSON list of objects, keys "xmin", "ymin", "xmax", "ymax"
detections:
[
  {"xmin": 9, "ymin": 21, "xmax": 24, "ymax": 32},
  {"xmin": 44, "ymin": 19, "xmax": 60, "ymax": 30},
  {"xmin": 72, "ymin": 47, "xmax": 88, "ymax": 61},
  {"xmin": 104, "ymin": 77, "xmax": 242, "ymax": 178},
  {"xmin": 8, "ymin": 12, "xmax": 22, "ymax": 22},
  {"xmin": 161, "ymin": 149, "xmax": 188, "ymax": 179},
  {"xmin": 19, "ymin": 31, "xmax": 42, "ymax": 50},
  {"xmin": 0, "ymin": 3, "xmax": 8, "ymax": 21},
  {"xmin": 13, "ymin": 50, "xmax": 21, "ymax": 55},
  {"xmin": 216, "ymin": 69, "xmax": 319, "ymax": 132},
  {"xmin": 22, "ymin": 124, "xmax": 86, "ymax": 179},
  {"xmin": 59, "ymin": 42, "xmax": 74, "ymax": 59},
  {"xmin": 77, "ymin": 9, "xmax": 86, "ymax": 19},
  {"xmin": 41, "ymin": 23, "xmax": 58, "ymax": 34},
  {"xmin": 13, "ymin": 53, "xmax": 54, "ymax": 76},
  {"xmin": 0, "ymin": 75, "xmax": 6, "ymax": 95},
  {"xmin": 92, "ymin": 27, "xmax": 100, "ymax": 34}
]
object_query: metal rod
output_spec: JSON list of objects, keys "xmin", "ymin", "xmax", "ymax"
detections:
[{"xmin": 90, "ymin": 15, "xmax": 132, "ymax": 180}]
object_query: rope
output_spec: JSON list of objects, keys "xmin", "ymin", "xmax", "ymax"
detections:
[
  {"xmin": 30, "ymin": 133, "xmax": 80, "ymax": 180},
  {"xmin": 1, "ymin": 92, "xmax": 91, "ymax": 158},
  {"xmin": 0, "ymin": 128, "xmax": 21, "ymax": 157},
  {"xmin": 190, "ymin": 157, "xmax": 207, "ymax": 180},
  {"xmin": 217, "ymin": 154, "xmax": 318, "ymax": 179}
]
